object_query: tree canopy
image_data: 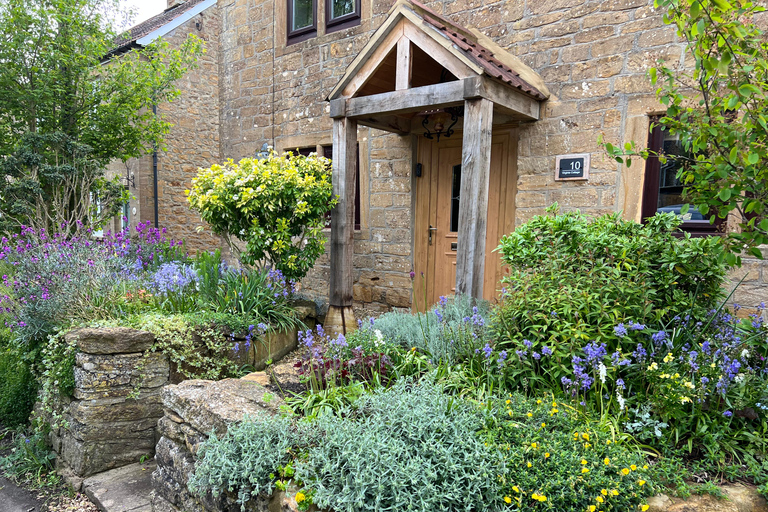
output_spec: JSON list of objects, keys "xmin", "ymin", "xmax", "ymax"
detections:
[
  {"xmin": 0, "ymin": 0, "xmax": 203, "ymax": 234},
  {"xmin": 603, "ymin": 0, "xmax": 768, "ymax": 264}
]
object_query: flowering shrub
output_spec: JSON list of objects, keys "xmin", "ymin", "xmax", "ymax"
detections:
[
  {"xmin": 150, "ymin": 262, "xmax": 199, "ymax": 313},
  {"xmin": 294, "ymin": 324, "xmax": 394, "ymax": 390},
  {"xmin": 0, "ymin": 221, "xmax": 184, "ymax": 349},
  {"xmin": 187, "ymin": 151, "xmax": 336, "ymax": 281},
  {"xmin": 495, "ymin": 208, "xmax": 727, "ymax": 358}
]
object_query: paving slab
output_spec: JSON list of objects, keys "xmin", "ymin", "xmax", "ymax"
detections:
[
  {"xmin": 82, "ymin": 462, "xmax": 155, "ymax": 512},
  {"xmin": 0, "ymin": 476, "xmax": 41, "ymax": 512}
]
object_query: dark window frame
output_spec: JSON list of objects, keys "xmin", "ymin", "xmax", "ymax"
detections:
[
  {"xmin": 642, "ymin": 117, "xmax": 725, "ymax": 237},
  {"xmin": 287, "ymin": 0, "xmax": 317, "ymax": 45},
  {"xmin": 297, "ymin": 146, "xmax": 361, "ymax": 231},
  {"xmin": 325, "ymin": 0, "xmax": 361, "ymax": 33}
]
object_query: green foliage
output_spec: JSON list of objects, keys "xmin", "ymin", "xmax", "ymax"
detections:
[
  {"xmin": 0, "ymin": 348, "xmax": 38, "ymax": 428},
  {"xmin": 494, "ymin": 207, "xmax": 727, "ymax": 355},
  {"xmin": 372, "ymin": 294, "xmax": 491, "ymax": 363},
  {"xmin": 189, "ymin": 412, "xmax": 303, "ymax": 504},
  {"xmin": 601, "ymin": 0, "xmax": 768, "ymax": 261},
  {"xmin": 187, "ymin": 152, "xmax": 337, "ymax": 281},
  {"xmin": 295, "ymin": 380, "xmax": 506, "ymax": 512},
  {"xmin": 0, "ymin": 428, "xmax": 59, "ymax": 488},
  {"xmin": 483, "ymin": 394, "xmax": 654, "ymax": 511},
  {"xmin": 0, "ymin": 0, "xmax": 203, "ymax": 234}
]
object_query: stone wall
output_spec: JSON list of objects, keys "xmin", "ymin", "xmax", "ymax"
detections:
[
  {"xmin": 52, "ymin": 328, "xmax": 170, "ymax": 480},
  {"xmin": 151, "ymin": 378, "xmax": 295, "ymax": 512},
  {"xmin": 727, "ymin": 246, "xmax": 768, "ymax": 319}
]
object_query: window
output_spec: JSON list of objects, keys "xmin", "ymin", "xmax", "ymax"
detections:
[
  {"xmin": 287, "ymin": 0, "xmax": 317, "ymax": 45},
  {"xmin": 296, "ymin": 145, "xmax": 360, "ymax": 230},
  {"xmin": 325, "ymin": 0, "xmax": 361, "ymax": 33},
  {"xmin": 286, "ymin": 0, "xmax": 360, "ymax": 45},
  {"xmin": 642, "ymin": 119, "xmax": 724, "ymax": 236}
]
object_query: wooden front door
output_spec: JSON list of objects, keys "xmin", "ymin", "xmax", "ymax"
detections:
[{"xmin": 414, "ymin": 130, "xmax": 517, "ymax": 309}]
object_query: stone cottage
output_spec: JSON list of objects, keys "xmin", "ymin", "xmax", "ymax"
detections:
[{"xmin": 111, "ymin": 0, "xmax": 767, "ymax": 323}]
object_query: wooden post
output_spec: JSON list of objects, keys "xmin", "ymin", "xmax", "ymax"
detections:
[
  {"xmin": 395, "ymin": 37, "xmax": 412, "ymax": 91},
  {"xmin": 456, "ymin": 98, "xmax": 493, "ymax": 299},
  {"xmin": 326, "ymin": 117, "xmax": 358, "ymax": 335}
]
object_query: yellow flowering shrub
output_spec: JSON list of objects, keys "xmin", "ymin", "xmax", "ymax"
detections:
[{"xmin": 187, "ymin": 151, "xmax": 336, "ymax": 281}]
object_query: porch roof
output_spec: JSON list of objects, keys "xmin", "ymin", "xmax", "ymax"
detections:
[{"xmin": 327, "ymin": 0, "xmax": 549, "ymax": 131}]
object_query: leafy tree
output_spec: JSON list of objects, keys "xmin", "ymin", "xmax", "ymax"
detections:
[
  {"xmin": 602, "ymin": 0, "xmax": 768, "ymax": 264},
  {"xmin": 187, "ymin": 152, "xmax": 337, "ymax": 282},
  {"xmin": 0, "ymin": 0, "xmax": 203, "ymax": 234}
]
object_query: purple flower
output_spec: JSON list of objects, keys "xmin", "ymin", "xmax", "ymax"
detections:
[
  {"xmin": 651, "ymin": 331, "xmax": 668, "ymax": 345},
  {"xmin": 723, "ymin": 410, "xmax": 733, "ymax": 417},
  {"xmin": 482, "ymin": 343, "xmax": 492, "ymax": 359},
  {"xmin": 541, "ymin": 346, "xmax": 553, "ymax": 356},
  {"xmin": 532, "ymin": 352, "xmax": 541, "ymax": 360},
  {"xmin": 629, "ymin": 322, "xmax": 646, "ymax": 331},
  {"xmin": 614, "ymin": 323, "xmax": 628, "ymax": 338},
  {"xmin": 523, "ymin": 339, "xmax": 533, "ymax": 349},
  {"xmin": 616, "ymin": 378, "xmax": 625, "ymax": 389},
  {"xmin": 497, "ymin": 350, "xmax": 507, "ymax": 365}
]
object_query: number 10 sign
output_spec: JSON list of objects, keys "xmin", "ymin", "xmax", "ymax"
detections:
[{"xmin": 555, "ymin": 153, "xmax": 590, "ymax": 181}]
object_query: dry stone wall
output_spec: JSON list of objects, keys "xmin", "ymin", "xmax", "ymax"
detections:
[{"xmin": 52, "ymin": 328, "xmax": 169, "ymax": 479}]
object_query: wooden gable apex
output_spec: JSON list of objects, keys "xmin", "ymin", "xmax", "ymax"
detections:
[{"xmin": 327, "ymin": 0, "xmax": 549, "ymax": 125}]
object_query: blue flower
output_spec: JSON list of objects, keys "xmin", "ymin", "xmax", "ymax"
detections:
[
  {"xmin": 614, "ymin": 323, "xmax": 628, "ymax": 338},
  {"xmin": 541, "ymin": 346, "xmax": 553, "ymax": 356},
  {"xmin": 482, "ymin": 343, "xmax": 492, "ymax": 359},
  {"xmin": 723, "ymin": 410, "xmax": 733, "ymax": 417}
]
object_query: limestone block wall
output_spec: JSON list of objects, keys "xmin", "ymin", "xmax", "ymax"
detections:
[
  {"xmin": 52, "ymin": 328, "xmax": 170, "ymax": 478},
  {"xmin": 151, "ymin": 379, "xmax": 294, "ymax": 512},
  {"xmin": 727, "ymin": 246, "xmax": 768, "ymax": 318}
]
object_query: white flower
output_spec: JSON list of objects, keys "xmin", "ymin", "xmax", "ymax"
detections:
[
  {"xmin": 374, "ymin": 329, "xmax": 384, "ymax": 347},
  {"xmin": 598, "ymin": 363, "xmax": 607, "ymax": 384},
  {"xmin": 741, "ymin": 349, "xmax": 750, "ymax": 359},
  {"xmin": 616, "ymin": 391, "xmax": 625, "ymax": 411},
  {"xmin": 735, "ymin": 373, "xmax": 746, "ymax": 383}
]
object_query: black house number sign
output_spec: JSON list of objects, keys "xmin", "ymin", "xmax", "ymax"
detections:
[{"xmin": 555, "ymin": 153, "xmax": 590, "ymax": 181}]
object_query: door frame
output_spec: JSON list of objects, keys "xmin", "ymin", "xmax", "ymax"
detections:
[{"xmin": 413, "ymin": 127, "xmax": 518, "ymax": 310}]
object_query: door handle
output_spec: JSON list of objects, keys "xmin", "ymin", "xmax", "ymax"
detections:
[{"xmin": 428, "ymin": 225, "xmax": 437, "ymax": 245}]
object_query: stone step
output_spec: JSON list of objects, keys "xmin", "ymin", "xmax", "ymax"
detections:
[{"xmin": 82, "ymin": 461, "xmax": 155, "ymax": 512}]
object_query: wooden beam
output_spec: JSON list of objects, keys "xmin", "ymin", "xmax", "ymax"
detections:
[
  {"xmin": 464, "ymin": 76, "xmax": 540, "ymax": 120},
  {"xmin": 395, "ymin": 37, "xmax": 412, "ymax": 91},
  {"xmin": 330, "ymin": 98, "xmax": 346, "ymax": 119},
  {"xmin": 346, "ymin": 80, "xmax": 465, "ymax": 118},
  {"xmin": 455, "ymin": 97, "xmax": 493, "ymax": 299},
  {"xmin": 341, "ymin": 22, "xmax": 404, "ymax": 98},
  {"xmin": 355, "ymin": 114, "xmax": 412, "ymax": 135},
  {"xmin": 329, "ymin": 117, "xmax": 358, "ymax": 307}
]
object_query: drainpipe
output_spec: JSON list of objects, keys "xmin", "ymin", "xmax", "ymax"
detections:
[{"xmin": 152, "ymin": 104, "xmax": 159, "ymax": 229}]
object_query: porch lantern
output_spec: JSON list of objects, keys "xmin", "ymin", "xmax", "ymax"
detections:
[{"xmin": 418, "ymin": 106, "xmax": 463, "ymax": 141}]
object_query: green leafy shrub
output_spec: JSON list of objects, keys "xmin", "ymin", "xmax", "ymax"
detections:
[
  {"xmin": 494, "ymin": 207, "xmax": 727, "ymax": 356},
  {"xmin": 189, "ymin": 412, "xmax": 303, "ymax": 504},
  {"xmin": 0, "ymin": 428, "xmax": 58, "ymax": 488},
  {"xmin": 0, "ymin": 348, "xmax": 38, "ymax": 427},
  {"xmin": 187, "ymin": 151, "xmax": 336, "ymax": 281}
]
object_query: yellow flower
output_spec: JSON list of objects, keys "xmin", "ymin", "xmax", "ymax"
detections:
[
  {"xmin": 551, "ymin": 408, "xmax": 559, "ymax": 415},
  {"xmin": 544, "ymin": 452, "xmax": 550, "ymax": 458},
  {"xmin": 641, "ymin": 505, "xmax": 650, "ymax": 511},
  {"xmin": 582, "ymin": 433, "xmax": 590, "ymax": 441},
  {"xmin": 589, "ymin": 506, "xmax": 596, "ymax": 512},
  {"xmin": 512, "ymin": 486, "xmax": 520, "ymax": 493},
  {"xmin": 639, "ymin": 480, "xmax": 646, "ymax": 486},
  {"xmin": 581, "ymin": 459, "xmax": 588, "ymax": 465},
  {"xmin": 606, "ymin": 440, "xmax": 612, "ymax": 445},
  {"xmin": 537, "ymin": 399, "xmax": 542, "ymax": 404},
  {"xmin": 295, "ymin": 492, "xmax": 306, "ymax": 503},
  {"xmin": 643, "ymin": 465, "xmax": 649, "ymax": 470},
  {"xmin": 552, "ymin": 402, "xmax": 557, "ymax": 407},
  {"xmin": 504, "ymin": 496, "xmax": 512, "ymax": 504},
  {"xmin": 531, "ymin": 442, "xmax": 538, "ymax": 449},
  {"xmin": 601, "ymin": 489, "xmax": 608, "ymax": 496},
  {"xmin": 663, "ymin": 352, "xmax": 673, "ymax": 363},
  {"xmin": 527, "ymin": 412, "xmax": 533, "ymax": 418},
  {"xmin": 604, "ymin": 458, "xmax": 610, "ymax": 465},
  {"xmin": 582, "ymin": 468, "xmax": 590, "ymax": 474},
  {"xmin": 508, "ymin": 410, "xmax": 513, "ymax": 416},
  {"xmin": 527, "ymin": 462, "xmax": 532, "ymax": 468},
  {"xmin": 506, "ymin": 400, "xmax": 511, "ymax": 404},
  {"xmin": 532, "ymin": 493, "xmax": 547, "ymax": 502},
  {"xmin": 622, "ymin": 468, "xmax": 630, "ymax": 475},
  {"xmin": 541, "ymin": 423, "xmax": 546, "ymax": 428},
  {"xmin": 596, "ymin": 496, "xmax": 604, "ymax": 503},
  {"xmin": 611, "ymin": 489, "xmax": 619, "ymax": 496},
  {"xmin": 630, "ymin": 464, "xmax": 637, "ymax": 471}
]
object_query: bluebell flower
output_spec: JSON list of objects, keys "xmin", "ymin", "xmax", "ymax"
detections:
[
  {"xmin": 482, "ymin": 343, "xmax": 492, "ymax": 359},
  {"xmin": 616, "ymin": 378, "xmax": 625, "ymax": 389},
  {"xmin": 614, "ymin": 323, "xmax": 628, "ymax": 338},
  {"xmin": 541, "ymin": 346, "xmax": 553, "ymax": 356},
  {"xmin": 723, "ymin": 410, "xmax": 733, "ymax": 417},
  {"xmin": 532, "ymin": 352, "xmax": 541, "ymax": 360}
]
